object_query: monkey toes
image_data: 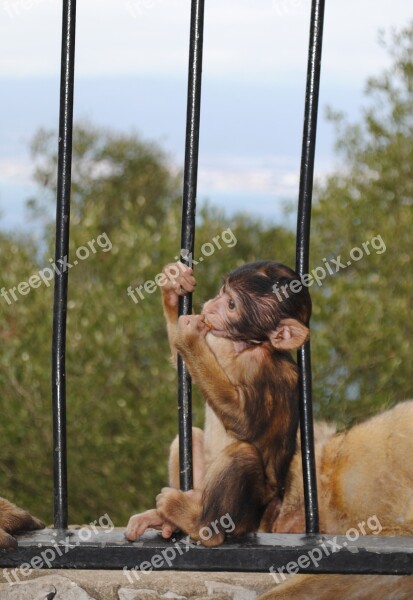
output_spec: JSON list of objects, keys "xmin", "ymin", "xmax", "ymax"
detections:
[{"xmin": 125, "ymin": 508, "xmax": 176, "ymax": 541}]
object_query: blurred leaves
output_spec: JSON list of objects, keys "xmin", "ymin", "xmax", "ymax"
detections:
[{"xmin": 309, "ymin": 23, "xmax": 413, "ymax": 424}]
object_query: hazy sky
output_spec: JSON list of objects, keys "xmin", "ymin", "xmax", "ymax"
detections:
[{"xmin": 0, "ymin": 0, "xmax": 412, "ymax": 230}]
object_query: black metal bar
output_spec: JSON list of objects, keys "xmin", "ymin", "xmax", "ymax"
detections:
[
  {"xmin": 177, "ymin": 0, "xmax": 205, "ymax": 492},
  {"xmin": 295, "ymin": 0, "xmax": 325, "ymax": 534},
  {"xmin": 51, "ymin": 0, "xmax": 77, "ymax": 530},
  {"xmin": 3, "ymin": 530, "xmax": 413, "ymax": 574}
]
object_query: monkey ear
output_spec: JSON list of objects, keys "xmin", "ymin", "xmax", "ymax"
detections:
[{"xmin": 268, "ymin": 318, "xmax": 309, "ymax": 351}]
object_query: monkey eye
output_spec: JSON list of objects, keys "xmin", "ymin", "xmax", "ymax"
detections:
[{"xmin": 228, "ymin": 298, "xmax": 236, "ymax": 311}]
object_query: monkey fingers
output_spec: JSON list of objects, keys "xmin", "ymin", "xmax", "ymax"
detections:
[
  {"xmin": 0, "ymin": 497, "xmax": 44, "ymax": 535},
  {"xmin": 0, "ymin": 497, "xmax": 44, "ymax": 551},
  {"xmin": 0, "ymin": 528, "xmax": 18, "ymax": 551},
  {"xmin": 175, "ymin": 315, "xmax": 208, "ymax": 350},
  {"xmin": 162, "ymin": 264, "xmax": 196, "ymax": 295}
]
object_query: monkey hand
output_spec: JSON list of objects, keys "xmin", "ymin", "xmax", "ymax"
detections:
[
  {"xmin": 161, "ymin": 263, "xmax": 196, "ymax": 308},
  {"xmin": 125, "ymin": 508, "xmax": 177, "ymax": 541},
  {"xmin": 0, "ymin": 497, "xmax": 44, "ymax": 551},
  {"xmin": 174, "ymin": 315, "xmax": 208, "ymax": 354}
]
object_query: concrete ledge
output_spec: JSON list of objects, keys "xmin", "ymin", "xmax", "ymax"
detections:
[{"xmin": 0, "ymin": 569, "xmax": 277, "ymax": 600}]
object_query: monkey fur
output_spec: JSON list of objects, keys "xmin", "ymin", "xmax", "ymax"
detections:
[
  {"xmin": 0, "ymin": 497, "xmax": 44, "ymax": 551},
  {"xmin": 261, "ymin": 401, "xmax": 413, "ymax": 599}
]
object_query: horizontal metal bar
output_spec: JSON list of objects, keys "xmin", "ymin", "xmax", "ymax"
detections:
[{"xmin": 2, "ymin": 530, "xmax": 413, "ymax": 575}]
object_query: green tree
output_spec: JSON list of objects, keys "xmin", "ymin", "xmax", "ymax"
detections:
[{"xmin": 310, "ymin": 24, "xmax": 413, "ymax": 424}]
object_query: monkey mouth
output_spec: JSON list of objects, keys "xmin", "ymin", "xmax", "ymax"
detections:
[
  {"xmin": 204, "ymin": 318, "xmax": 214, "ymax": 331},
  {"xmin": 202, "ymin": 317, "xmax": 226, "ymax": 337}
]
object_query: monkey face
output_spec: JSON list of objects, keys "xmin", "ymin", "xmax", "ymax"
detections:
[
  {"xmin": 201, "ymin": 286, "xmax": 241, "ymax": 337},
  {"xmin": 202, "ymin": 261, "xmax": 311, "ymax": 349}
]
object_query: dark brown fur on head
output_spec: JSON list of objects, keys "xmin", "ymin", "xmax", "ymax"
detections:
[{"xmin": 225, "ymin": 260, "xmax": 311, "ymax": 342}]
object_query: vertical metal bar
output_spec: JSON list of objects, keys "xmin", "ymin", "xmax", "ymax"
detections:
[
  {"xmin": 52, "ymin": 0, "xmax": 77, "ymax": 530},
  {"xmin": 296, "ymin": 0, "xmax": 325, "ymax": 534},
  {"xmin": 177, "ymin": 0, "xmax": 205, "ymax": 492}
]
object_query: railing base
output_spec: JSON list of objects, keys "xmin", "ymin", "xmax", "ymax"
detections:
[{"xmin": 1, "ymin": 529, "xmax": 413, "ymax": 574}]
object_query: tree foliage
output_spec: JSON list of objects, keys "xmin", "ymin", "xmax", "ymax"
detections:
[
  {"xmin": 0, "ymin": 24, "xmax": 412, "ymax": 524},
  {"xmin": 310, "ymin": 24, "xmax": 413, "ymax": 424}
]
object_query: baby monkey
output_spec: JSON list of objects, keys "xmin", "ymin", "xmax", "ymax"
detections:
[{"xmin": 126, "ymin": 260, "xmax": 311, "ymax": 546}]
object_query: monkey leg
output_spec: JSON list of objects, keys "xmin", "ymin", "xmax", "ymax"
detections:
[
  {"xmin": 157, "ymin": 441, "xmax": 269, "ymax": 547},
  {"xmin": 200, "ymin": 441, "xmax": 269, "ymax": 544},
  {"xmin": 125, "ymin": 427, "xmax": 205, "ymax": 542},
  {"xmin": 168, "ymin": 426, "xmax": 205, "ymax": 490},
  {"xmin": 161, "ymin": 426, "xmax": 205, "ymax": 538}
]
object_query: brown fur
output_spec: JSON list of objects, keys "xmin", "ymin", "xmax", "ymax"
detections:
[
  {"xmin": 0, "ymin": 497, "xmax": 44, "ymax": 550},
  {"xmin": 275, "ymin": 402, "xmax": 413, "ymax": 534},
  {"xmin": 264, "ymin": 401, "xmax": 413, "ymax": 599},
  {"xmin": 126, "ymin": 261, "xmax": 311, "ymax": 546},
  {"xmin": 259, "ymin": 574, "xmax": 413, "ymax": 600}
]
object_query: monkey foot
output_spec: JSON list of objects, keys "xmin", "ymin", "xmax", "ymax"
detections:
[{"xmin": 125, "ymin": 508, "xmax": 176, "ymax": 541}]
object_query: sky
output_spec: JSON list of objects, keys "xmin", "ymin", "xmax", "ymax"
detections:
[{"xmin": 0, "ymin": 0, "xmax": 412, "ymax": 231}]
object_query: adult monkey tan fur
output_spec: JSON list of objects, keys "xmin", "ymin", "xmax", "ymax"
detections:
[
  {"xmin": 260, "ymin": 574, "xmax": 413, "ymax": 600},
  {"xmin": 126, "ymin": 260, "xmax": 311, "ymax": 546},
  {"xmin": 261, "ymin": 401, "xmax": 413, "ymax": 599},
  {"xmin": 0, "ymin": 497, "xmax": 44, "ymax": 550}
]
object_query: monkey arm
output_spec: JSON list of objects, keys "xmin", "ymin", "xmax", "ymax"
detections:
[
  {"xmin": 162, "ymin": 291, "xmax": 180, "ymax": 364},
  {"xmin": 161, "ymin": 263, "xmax": 196, "ymax": 364},
  {"xmin": 174, "ymin": 316, "xmax": 247, "ymax": 435}
]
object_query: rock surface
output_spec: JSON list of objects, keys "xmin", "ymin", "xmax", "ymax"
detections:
[{"xmin": 0, "ymin": 570, "xmax": 276, "ymax": 600}]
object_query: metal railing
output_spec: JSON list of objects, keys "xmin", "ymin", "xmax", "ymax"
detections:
[{"xmin": 1, "ymin": 0, "xmax": 413, "ymax": 576}]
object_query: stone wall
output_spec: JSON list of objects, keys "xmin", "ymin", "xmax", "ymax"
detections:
[{"xmin": 0, "ymin": 569, "xmax": 276, "ymax": 600}]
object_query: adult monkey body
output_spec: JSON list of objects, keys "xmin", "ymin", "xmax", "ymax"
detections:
[
  {"xmin": 261, "ymin": 401, "xmax": 413, "ymax": 599},
  {"xmin": 126, "ymin": 260, "xmax": 311, "ymax": 546}
]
